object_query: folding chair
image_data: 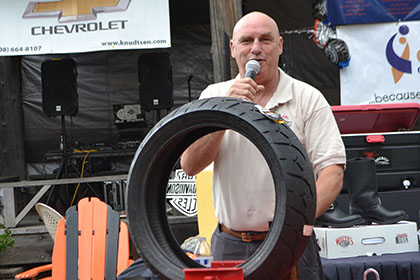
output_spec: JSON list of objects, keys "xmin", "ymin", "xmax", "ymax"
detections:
[
  {"xmin": 35, "ymin": 203, "xmax": 63, "ymax": 241},
  {"xmin": 15, "ymin": 197, "xmax": 132, "ymax": 280}
]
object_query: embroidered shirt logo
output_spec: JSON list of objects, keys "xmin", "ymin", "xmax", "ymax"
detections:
[{"xmin": 254, "ymin": 104, "xmax": 292, "ymax": 127}]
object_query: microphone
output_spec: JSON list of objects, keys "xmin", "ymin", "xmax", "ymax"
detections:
[{"xmin": 245, "ymin": 60, "xmax": 260, "ymax": 80}]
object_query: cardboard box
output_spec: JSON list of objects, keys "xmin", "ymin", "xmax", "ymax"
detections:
[{"xmin": 314, "ymin": 221, "xmax": 419, "ymax": 259}]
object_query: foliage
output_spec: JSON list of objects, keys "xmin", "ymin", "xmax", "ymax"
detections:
[{"xmin": 0, "ymin": 224, "xmax": 15, "ymax": 252}]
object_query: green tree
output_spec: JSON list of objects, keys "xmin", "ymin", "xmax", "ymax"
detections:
[{"xmin": 0, "ymin": 224, "xmax": 15, "ymax": 251}]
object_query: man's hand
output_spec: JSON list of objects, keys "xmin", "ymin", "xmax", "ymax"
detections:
[{"xmin": 227, "ymin": 78, "xmax": 265, "ymax": 102}]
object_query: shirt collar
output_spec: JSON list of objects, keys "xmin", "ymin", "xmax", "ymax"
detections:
[{"xmin": 265, "ymin": 68, "xmax": 293, "ymax": 109}]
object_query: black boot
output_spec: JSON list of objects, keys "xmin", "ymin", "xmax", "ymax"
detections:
[
  {"xmin": 345, "ymin": 158, "xmax": 409, "ymax": 224},
  {"xmin": 315, "ymin": 201, "xmax": 366, "ymax": 228}
]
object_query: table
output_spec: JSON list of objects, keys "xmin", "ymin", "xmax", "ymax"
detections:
[
  {"xmin": 321, "ymin": 251, "xmax": 420, "ymax": 280},
  {"xmin": 44, "ymin": 148, "xmax": 137, "ymax": 161}
]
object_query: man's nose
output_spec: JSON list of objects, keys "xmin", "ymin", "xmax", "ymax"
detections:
[{"xmin": 251, "ymin": 40, "xmax": 262, "ymax": 54}]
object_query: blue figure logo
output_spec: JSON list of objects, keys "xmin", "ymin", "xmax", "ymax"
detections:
[{"xmin": 385, "ymin": 25, "xmax": 411, "ymax": 83}]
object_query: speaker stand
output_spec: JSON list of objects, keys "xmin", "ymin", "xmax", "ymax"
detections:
[
  {"xmin": 45, "ymin": 116, "xmax": 100, "ymax": 208},
  {"xmin": 188, "ymin": 75, "xmax": 193, "ymax": 102},
  {"xmin": 156, "ymin": 110, "xmax": 161, "ymax": 122},
  {"xmin": 45, "ymin": 116, "xmax": 73, "ymax": 206}
]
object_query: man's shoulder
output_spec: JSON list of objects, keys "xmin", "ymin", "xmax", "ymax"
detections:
[
  {"xmin": 282, "ymin": 70, "xmax": 321, "ymax": 95},
  {"xmin": 277, "ymin": 69, "xmax": 329, "ymax": 112},
  {"xmin": 280, "ymin": 71, "xmax": 326, "ymax": 106},
  {"xmin": 207, "ymin": 79, "xmax": 236, "ymax": 91},
  {"xmin": 201, "ymin": 79, "xmax": 235, "ymax": 98}
]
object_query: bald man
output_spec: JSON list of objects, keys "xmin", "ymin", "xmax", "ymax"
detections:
[{"xmin": 181, "ymin": 12, "xmax": 345, "ymax": 279}]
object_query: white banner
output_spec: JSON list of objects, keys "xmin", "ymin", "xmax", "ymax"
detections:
[
  {"xmin": 337, "ymin": 21, "xmax": 420, "ymax": 105},
  {"xmin": 0, "ymin": 0, "xmax": 171, "ymax": 56}
]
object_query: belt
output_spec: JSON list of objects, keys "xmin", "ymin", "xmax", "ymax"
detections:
[{"xmin": 220, "ymin": 224, "xmax": 268, "ymax": 242}]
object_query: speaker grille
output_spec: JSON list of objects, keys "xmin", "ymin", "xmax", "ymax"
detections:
[
  {"xmin": 138, "ymin": 53, "xmax": 173, "ymax": 110},
  {"xmin": 41, "ymin": 58, "xmax": 78, "ymax": 117}
]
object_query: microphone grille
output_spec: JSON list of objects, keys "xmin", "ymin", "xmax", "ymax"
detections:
[{"xmin": 245, "ymin": 60, "xmax": 260, "ymax": 74}]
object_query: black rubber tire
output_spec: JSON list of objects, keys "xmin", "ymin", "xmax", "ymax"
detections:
[
  {"xmin": 126, "ymin": 97, "xmax": 316, "ymax": 279},
  {"xmin": 324, "ymin": 38, "xmax": 350, "ymax": 64}
]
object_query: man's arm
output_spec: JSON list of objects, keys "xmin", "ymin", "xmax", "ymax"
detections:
[
  {"xmin": 180, "ymin": 131, "xmax": 225, "ymax": 176},
  {"xmin": 181, "ymin": 78, "xmax": 263, "ymax": 176},
  {"xmin": 315, "ymin": 164, "xmax": 344, "ymax": 218}
]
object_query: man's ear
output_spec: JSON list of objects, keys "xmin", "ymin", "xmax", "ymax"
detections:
[
  {"xmin": 230, "ymin": 40, "xmax": 236, "ymax": 58},
  {"xmin": 278, "ymin": 36, "xmax": 284, "ymax": 56}
]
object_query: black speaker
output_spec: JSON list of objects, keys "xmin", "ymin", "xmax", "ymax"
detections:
[
  {"xmin": 41, "ymin": 58, "xmax": 78, "ymax": 117},
  {"xmin": 138, "ymin": 53, "xmax": 173, "ymax": 110}
]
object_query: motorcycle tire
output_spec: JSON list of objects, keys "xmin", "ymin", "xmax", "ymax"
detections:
[{"xmin": 126, "ymin": 97, "xmax": 316, "ymax": 279}]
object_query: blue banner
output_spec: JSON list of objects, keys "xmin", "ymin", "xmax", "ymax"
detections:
[{"xmin": 328, "ymin": 0, "xmax": 420, "ymax": 26}]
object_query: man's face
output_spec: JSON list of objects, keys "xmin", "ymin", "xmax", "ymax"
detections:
[{"xmin": 230, "ymin": 14, "xmax": 283, "ymax": 82}]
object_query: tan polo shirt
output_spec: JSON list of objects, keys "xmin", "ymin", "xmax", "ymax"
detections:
[{"xmin": 199, "ymin": 68, "xmax": 346, "ymax": 231}]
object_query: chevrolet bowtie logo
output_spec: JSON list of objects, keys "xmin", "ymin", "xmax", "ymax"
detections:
[{"xmin": 23, "ymin": 0, "xmax": 131, "ymax": 23}]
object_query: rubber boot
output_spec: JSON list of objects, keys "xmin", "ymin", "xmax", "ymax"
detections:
[
  {"xmin": 345, "ymin": 158, "xmax": 408, "ymax": 224},
  {"xmin": 315, "ymin": 201, "xmax": 366, "ymax": 228}
]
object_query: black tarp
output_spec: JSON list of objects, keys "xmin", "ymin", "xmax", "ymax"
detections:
[
  {"xmin": 22, "ymin": 23, "xmax": 213, "ymax": 175},
  {"xmin": 21, "ymin": 0, "xmax": 345, "ymax": 176}
]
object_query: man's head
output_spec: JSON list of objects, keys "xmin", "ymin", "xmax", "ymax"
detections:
[{"xmin": 231, "ymin": 12, "xmax": 283, "ymax": 84}]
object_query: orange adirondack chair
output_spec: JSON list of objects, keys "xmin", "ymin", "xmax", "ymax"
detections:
[{"xmin": 15, "ymin": 197, "xmax": 132, "ymax": 280}]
